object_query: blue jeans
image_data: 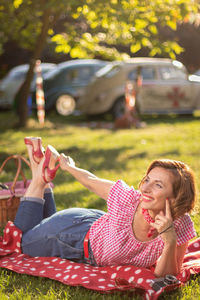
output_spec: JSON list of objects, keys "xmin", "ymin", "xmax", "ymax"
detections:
[{"xmin": 14, "ymin": 188, "xmax": 105, "ymax": 265}]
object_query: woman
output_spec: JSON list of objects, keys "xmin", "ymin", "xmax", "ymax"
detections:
[{"xmin": 14, "ymin": 137, "xmax": 197, "ymax": 277}]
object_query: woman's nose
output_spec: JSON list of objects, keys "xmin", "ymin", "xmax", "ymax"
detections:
[{"xmin": 142, "ymin": 182, "xmax": 152, "ymax": 193}]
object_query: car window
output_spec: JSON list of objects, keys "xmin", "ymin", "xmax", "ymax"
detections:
[
  {"xmin": 174, "ymin": 67, "xmax": 187, "ymax": 80},
  {"xmin": 141, "ymin": 67, "xmax": 156, "ymax": 80},
  {"xmin": 158, "ymin": 66, "xmax": 187, "ymax": 80},
  {"xmin": 104, "ymin": 65, "xmax": 121, "ymax": 78},
  {"xmin": 41, "ymin": 66, "xmax": 55, "ymax": 74},
  {"xmin": 7, "ymin": 65, "xmax": 56, "ymax": 81},
  {"xmin": 65, "ymin": 67, "xmax": 93, "ymax": 83},
  {"xmin": 128, "ymin": 67, "xmax": 156, "ymax": 81},
  {"xmin": 93, "ymin": 63, "xmax": 107, "ymax": 72},
  {"xmin": 8, "ymin": 70, "xmax": 27, "ymax": 80},
  {"xmin": 43, "ymin": 67, "xmax": 60, "ymax": 80},
  {"xmin": 128, "ymin": 69, "xmax": 137, "ymax": 80},
  {"xmin": 95, "ymin": 64, "xmax": 121, "ymax": 78},
  {"xmin": 95, "ymin": 64, "xmax": 113, "ymax": 77}
]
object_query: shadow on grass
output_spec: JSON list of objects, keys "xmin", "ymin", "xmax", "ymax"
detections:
[
  {"xmin": 160, "ymin": 150, "xmax": 180, "ymax": 156},
  {"xmin": 55, "ymin": 188, "xmax": 106, "ymax": 212},
  {"xmin": 55, "ymin": 189, "xmax": 90, "ymax": 208},
  {"xmin": 1, "ymin": 142, "xmax": 134, "ymax": 173},
  {"xmin": 58, "ymin": 145, "xmax": 137, "ymax": 173},
  {"xmin": 127, "ymin": 151, "xmax": 147, "ymax": 160}
]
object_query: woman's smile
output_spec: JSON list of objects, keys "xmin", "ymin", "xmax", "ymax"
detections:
[{"xmin": 141, "ymin": 194, "xmax": 154, "ymax": 202}]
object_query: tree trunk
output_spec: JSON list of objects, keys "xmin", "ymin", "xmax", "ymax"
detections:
[{"xmin": 17, "ymin": 8, "xmax": 52, "ymax": 127}]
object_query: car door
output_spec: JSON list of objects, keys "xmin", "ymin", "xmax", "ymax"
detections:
[
  {"xmin": 63, "ymin": 65, "xmax": 95, "ymax": 97},
  {"xmin": 153, "ymin": 65, "xmax": 193, "ymax": 113},
  {"xmin": 135, "ymin": 66, "xmax": 159, "ymax": 113},
  {"xmin": 137, "ymin": 64, "xmax": 194, "ymax": 114}
]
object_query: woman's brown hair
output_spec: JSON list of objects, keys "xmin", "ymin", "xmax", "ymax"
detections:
[{"xmin": 140, "ymin": 159, "xmax": 197, "ymax": 219}]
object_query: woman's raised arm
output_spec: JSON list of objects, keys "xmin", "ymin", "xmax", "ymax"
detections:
[{"xmin": 59, "ymin": 153, "xmax": 114, "ymax": 200}]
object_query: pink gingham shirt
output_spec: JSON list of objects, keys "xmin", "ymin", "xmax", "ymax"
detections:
[{"xmin": 89, "ymin": 180, "xmax": 196, "ymax": 267}]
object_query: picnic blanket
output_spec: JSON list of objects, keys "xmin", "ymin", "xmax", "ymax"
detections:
[{"xmin": 0, "ymin": 222, "xmax": 200, "ymax": 300}]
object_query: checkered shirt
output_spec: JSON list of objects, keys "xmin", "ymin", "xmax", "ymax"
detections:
[{"xmin": 89, "ymin": 180, "xmax": 196, "ymax": 267}]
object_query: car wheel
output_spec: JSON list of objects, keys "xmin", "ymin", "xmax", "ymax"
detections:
[
  {"xmin": 112, "ymin": 97, "xmax": 125, "ymax": 119},
  {"xmin": 56, "ymin": 94, "xmax": 76, "ymax": 116}
]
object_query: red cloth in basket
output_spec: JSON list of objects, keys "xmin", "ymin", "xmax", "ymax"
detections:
[{"xmin": 0, "ymin": 180, "xmax": 31, "ymax": 200}]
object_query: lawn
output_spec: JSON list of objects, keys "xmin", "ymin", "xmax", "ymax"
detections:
[{"xmin": 0, "ymin": 111, "xmax": 200, "ymax": 299}]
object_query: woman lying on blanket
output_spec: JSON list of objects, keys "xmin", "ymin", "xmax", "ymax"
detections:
[{"xmin": 14, "ymin": 137, "xmax": 197, "ymax": 278}]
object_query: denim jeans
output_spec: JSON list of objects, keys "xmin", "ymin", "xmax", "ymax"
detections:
[{"xmin": 14, "ymin": 188, "xmax": 105, "ymax": 265}]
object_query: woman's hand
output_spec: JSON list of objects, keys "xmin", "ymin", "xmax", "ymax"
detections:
[
  {"xmin": 59, "ymin": 153, "xmax": 75, "ymax": 171},
  {"xmin": 150, "ymin": 199, "xmax": 177, "ymax": 244}
]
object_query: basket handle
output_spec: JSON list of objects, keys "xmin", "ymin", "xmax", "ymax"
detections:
[
  {"xmin": 13, "ymin": 156, "xmax": 26, "ymax": 185},
  {"xmin": 14, "ymin": 155, "xmax": 31, "ymax": 188},
  {"xmin": 0, "ymin": 155, "xmax": 31, "ymax": 194}
]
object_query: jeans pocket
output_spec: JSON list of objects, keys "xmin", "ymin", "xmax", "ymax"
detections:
[{"xmin": 57, "ymin": 232, "xmax": 84, "ymax": 261}]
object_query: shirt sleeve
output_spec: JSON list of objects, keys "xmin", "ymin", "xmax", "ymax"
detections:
[
  {"xmin": 107, "ymin": 180, "xmax": 140, "ymax": 224},
  {"xmin": 174, "ymin": 214, "xmax": 197, "ymax": 246}
]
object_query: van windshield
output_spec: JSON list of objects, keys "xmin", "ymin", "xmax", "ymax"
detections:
[{"xmin": 95, "ymin": 63, "xmax": 121, "ymax": 78}]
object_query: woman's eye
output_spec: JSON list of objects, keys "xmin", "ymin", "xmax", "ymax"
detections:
[{"xmin": 156, "ymin": 183, "xmax": 162, "ymax": 188}]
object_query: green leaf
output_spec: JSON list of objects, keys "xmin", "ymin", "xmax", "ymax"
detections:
[
  {"xmin": 171, "ymin": 42, "xmax": 184, "ymax": 54},
  {"xmin": 55, "ymin": 44, "xmax": 71, "ymax": 54},
  {"xmin": 149, "ymin": 24, "xmax": 158, "ymax": 35},
  {"xmin": 141, "ymin": 37, "xmax": 152, "ymax": 47},
  {"xmin": 70, "ymin": 47, "xmax": 87, "ymax": 58},
  {"xmin": 13, "ymin": 0, "xmax": 23, "ymax": 9},
  {"xmin": 168, "ymin": 51, "xmax": 176, "ymax": 59},
  {"xmin": 149, "ymin": 47, "xmax": 162, "ymax": 56},
  {"xmin": 48, "ymin": 29, "xmax": 54, "ymax": 35},
  {"xmin": 130, "ymin": 43, "xmax": 141, "ymax": 53},
  {"xmin": 135, "ymin": 19, "xmax": 148, "ymax": 30},
  {"xmin": 167, "ymin": 20, "xmax": 177, "ymax": 30}
]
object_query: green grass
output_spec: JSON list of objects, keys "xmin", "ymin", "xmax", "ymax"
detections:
[{"xmin": 0, "ymin": 111, "xmax": 200, "ymax": 299}]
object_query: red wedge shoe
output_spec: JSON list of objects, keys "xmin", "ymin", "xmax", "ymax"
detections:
[
  {"xmin": 42, "ymin": 145, "xmax": 60, "ymax": 183},
  {"xmin": 24, "ymin": 137, "xmax": 44, "ymax": 163}
]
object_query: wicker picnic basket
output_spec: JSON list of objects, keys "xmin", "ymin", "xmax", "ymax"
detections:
[{"xmin": 0, "ymin": 155, "xmax": 31, "ymax": 227}]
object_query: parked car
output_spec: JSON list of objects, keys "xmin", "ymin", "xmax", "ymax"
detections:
[
  {"xmin": 0, "ymin": 63, "xmax": 56, "ymax": 108},
  {"xmin": 32, "ymin": 59, "xmax": 108, "ymax": 116},
  {"xmin": 77, "ymin": 58, "xmax": 200, "ymax": 118}
]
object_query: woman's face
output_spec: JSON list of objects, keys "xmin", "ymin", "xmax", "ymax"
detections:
[{"xmin": 139, "ymin": 167, "xmax": 175, "ymax": 215}]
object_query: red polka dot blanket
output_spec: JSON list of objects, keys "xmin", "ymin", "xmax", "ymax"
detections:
[{"xmin": 0, "ymin": 222, "xmax": 200, "ymax": 300}]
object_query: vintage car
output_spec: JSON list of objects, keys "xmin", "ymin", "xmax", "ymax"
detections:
[
  {"xmin": 32, "ymin": 59, "xmax": 108, "ymax": 116},
  {"xmin": 77, "ymin": 58, "xmax": 200, "ymax": 118},
  {"xmin": 0, "ymin": 63, "xmax": 56, "ymax": 108}
]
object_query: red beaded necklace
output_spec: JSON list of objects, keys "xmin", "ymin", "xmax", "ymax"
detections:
[
  {"xmin": 141, "ymin": 208, "xmax": 156, "ymax": 238},
  {"xmin": 141, "ymin": 208, "xmax": 155, "ymax": 224}
]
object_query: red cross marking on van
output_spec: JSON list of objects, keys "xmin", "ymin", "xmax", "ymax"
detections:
[{"xmin": 167, "ymin": 87, "xmax": 185, "ymax": 108}]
